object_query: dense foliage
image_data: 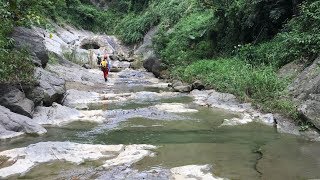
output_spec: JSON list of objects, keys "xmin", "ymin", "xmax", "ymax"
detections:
[{"xmin": 111, "ymin": 0, "xmax": 319, "ymax": 118}]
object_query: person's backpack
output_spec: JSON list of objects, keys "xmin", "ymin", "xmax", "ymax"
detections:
[{"xmin": 101, "ymin": 60, "xmax": 108, "ymax": 70}]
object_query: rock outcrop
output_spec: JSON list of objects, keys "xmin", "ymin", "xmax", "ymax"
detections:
[
  {"xmin": 0, "ymin": 87, "xmax": 34, "ymax": 118},
  {"xmin": 143, "ymin": 53, "xmax": 164, "ymax": 78},
  {"xmin": 12, "ymin": 27, "xmax": 49, "ymax": 67},
  {"xmin": 171, "ymin": 80, "xmax": 192, "ymax": 93},
  {"xmin": 33, "ymin": 103, "xmax": 104, "ymax": 126},
  {"xmin": 0, "ymin": 106, "xmax": 46, "ymax": 140},
  {"xmin": 0, "ymin": 142, "xmax": 155, "ymax": 179},
  {"xmin": 27, "ymin": 68, "xmax": 66, "ymax": 106},
  {"xmin": 290, "ymin": 57, "xmax": 320, "ymax": 130},
  {"xmin": 134, "ymin": 26, "xmax": 166, "ymax": 78}
]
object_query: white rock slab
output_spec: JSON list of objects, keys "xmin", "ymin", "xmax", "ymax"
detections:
[
  {"xmin": 103, "ymin": 144, "xmax": 156, "ymax": 168},
  {"xmin": 0, "ymin": 142, "xmax": 124, "ymax": 178},
  {"xmin": 154, "ymin": 103, "xmax": 198, "ymax": 113},
  {"xmin": 33, "ymin": 103, "xmax": 104, "ymax": 126},
  {"xmin": 170, "ymin": 165, "xmax": 226, "ymax": 180}
]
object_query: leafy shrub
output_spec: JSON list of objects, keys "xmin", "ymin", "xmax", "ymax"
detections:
[
  {"xmin": 0, "ymin": 49, "xmax": 35, "ymax": 85},
  {"xmin": 115, "ymin": 11, "xmax": 159, "ymax": 44},
  {"xmin": 173, "ymin": 58, "xmax": 287, "ymax": 101},
  {"xmin": 154, "ymin": 11, "xmax": 214, "ymax": 65},
  {"xmin": 237, "ymin": 1, "xmax": 320, "ymax": 67}
]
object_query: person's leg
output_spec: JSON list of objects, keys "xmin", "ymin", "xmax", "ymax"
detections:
[
  {"xmin": 103, "ymin": 70, "xmax": 108, "ymax": 81},
  {"xmin": 105, "ymin": 69, "xmax": 109, "ymax": 78}
]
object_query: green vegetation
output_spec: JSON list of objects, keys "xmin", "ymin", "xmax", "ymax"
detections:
[
  {"xmin": 108, "ymin": 0, "xmax": 319, "ymax": 119},
  {"xmin": 0, "ymin": 49, "xmax": 35, "ymax": 85}
]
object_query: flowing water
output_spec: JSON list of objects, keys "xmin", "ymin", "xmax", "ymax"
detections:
[{"xmin": 1, "ymin": 69, "xmax": 320, "ymax": 180}]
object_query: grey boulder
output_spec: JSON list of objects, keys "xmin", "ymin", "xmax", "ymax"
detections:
[
  {"xmin": 192, "ymin": 80, "xmax": 205, "ymax": 90},
  {"xmin": 12, "ymin": 27, "xmax": 49, "ymax": 67},
  {"xmin": 171, "ymin": 80, "xmax": 192, "ymax": 93},
  {"xmin": 290, "ymin": 57, "xmax": 320, "ymax": 130},
  {"xmin": 298, "ymin": 99, "xmax": 320, "ymax": 130},
  {"xmin": 143, "ymin": 52, "xmax": 163, "ymax": 78},
  {"xmin": 0, "ymin": 87, "xmax": 34, "ymax": 118},
  {"xmin": 0, "ymin": 105, "xmax": 46, "ymax": 139},
  {"xmin": 27, "ymin": 68, "xmax": 66, "ymax": 106}
]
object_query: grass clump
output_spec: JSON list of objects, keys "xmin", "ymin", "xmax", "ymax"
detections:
[
  {"xmin": 0, "ymin": 49, "xmax": 35, "ymax": 85},
  {"xmin": 172, "ymin": 58, "xmax": 297, "ymax": 118}
]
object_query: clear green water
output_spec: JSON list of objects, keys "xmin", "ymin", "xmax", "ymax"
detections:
[{"xmin": 1, "ymin": 94, "xmax": 320, "ymax": 179}]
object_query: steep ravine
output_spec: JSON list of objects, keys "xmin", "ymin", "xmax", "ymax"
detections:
[{"xmin": 0, "ymin": 25, "xmax": 320, "ymax": 179}]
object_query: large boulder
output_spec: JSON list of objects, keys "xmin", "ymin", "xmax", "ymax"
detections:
[
  {"xmin": 0, "ymin": 87, "xmax": 34, "ymax": 118},
  {"xmin": 134, "ymin": 26, "xmax": 166, "ymax": 78},
  {"xmin": 0, "ymin": 105, "xmax": 46, "ymax": 139},
  {"xmin": 298, "ymin": 98, "xmax": 320, "ymax": 130},
  {"xmin": 171, "ymin": 80, "xmax": 192, "ymax": 93},
  {"xmin": 290, "ymin": 57, "xmax": 320, "ymax": 100},
  {"xmin": 12, "ymin": 27, "xmax": 49, "ymax": 68},
  {"xmin": 27, "ymin": 68, "xmax": 66, "ymax": 106},
  {"xmin": 143, "ymin": 52, "xmax": 164, "ymax": 78},
  {"xmin": 289, "ymin": 57, "xmax": 320, "ymax": 129}
]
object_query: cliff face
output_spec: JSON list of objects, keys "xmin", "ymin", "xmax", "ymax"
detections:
[{"xmin": 289, "ymin": 57, "xmax": 320, "ymax": 129}]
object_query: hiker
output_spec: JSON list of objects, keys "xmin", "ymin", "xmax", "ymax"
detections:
[
  {"xmin": 97, "ymin": 53, "xmax": 102, "ymax": 65},
  {"xmin": 100, "ymin": 54, "xmax": 109, "ymax": 82}
]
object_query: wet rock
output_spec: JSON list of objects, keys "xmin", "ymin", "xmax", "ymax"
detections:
[
  {"xmin": 105, "ymin": 107, "xmax": 188, "ymax": 122},
  {"xmin": 192, "ymin": 80, "xmax": 205, "ymax": 90},
  {"xmin": 221, "ymin": 113, "xmax": 253, "ymax": 126},
  {"xmin": 171, "ymin": 80, "xmax": 192, "ymax": 93},
  {"xmin": 0, "ymin": 106, "xmax": 46, "ymax": 140},
  {"xmin": 154, "ymin": 103, "xmax": 198, "ymax": 113},
  {"xmin": 12, "ymin": 27, "xmax": 49, "ymax": 67},
  {"xmin": 192, "ymin": 90, "xmax": 275, "ymax": 126},
  {"xmin": 173, "ymin": 85, "xmax": 192, "ymax": 93},
  {"xmin": 170, "ymin": 165, "xmax": 225, "ymax": 180},
  {"xmin": 28, "ymin": 68, "xmax": 65, "ymax": 106},
  {"xmin": 103, "ymin": 144, "xmax": 156, "ymax": 168},
  {"xmin": 33, "ymin": 103, "xmax": 104, "ymax": 126},
  {"xmin": 129, "ymin": 91, "xmax": 180, "ymax": 102},
  {"xmin": 298, "ymin": 99, "xmax": 320, "ymax": 130},
  {"xmin": 191, "ymin": 90, "xmax": 250, "ymax": 112},
  {"xmin": 33, "ymin": 103, "xmax": 80, "ymax": 126},
  {"xmin": 0, "ymin": 87, "xmax": 34, "ymax": 118},
  {"xmin": 172, "ymin": 80, "xmax": 183, "ymax": 87},
  {"xmin": 275, "ymin": 114, "xmax": 320, "ymax": 141},
  {"xmin": 96, "ymin": 166, "xmax": 170, "ymax": 180},
  {"xmin": 0, "ymin": 125, "xmax": 24, "ymax": 140},
  {"xmin": 0, "ymin": 142, "xmax": 156, "ymax": 179},
  {"xmin": 63, "ymin": 89, "xmax": 101, "ymax": 109},
  {"xmin": 0, "ymin": 142, "xmax": 124, "ymax": 178},
  {"xmin": 82, "ymin": 64, "xmax": 91, "ymax": 69}
]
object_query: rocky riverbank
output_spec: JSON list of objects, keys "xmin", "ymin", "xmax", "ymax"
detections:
[{"xmin": 1, "ymin": 24, "xmax": 320, "ymax": 179}]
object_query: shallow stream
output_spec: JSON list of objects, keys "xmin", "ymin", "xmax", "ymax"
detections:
[{"xmin": 1, "ymin": 70, "xmax": 320, "ymax": 180}]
